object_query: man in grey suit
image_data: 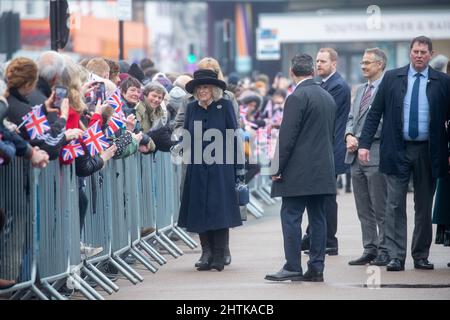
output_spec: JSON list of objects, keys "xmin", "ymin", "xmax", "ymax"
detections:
[
  {"xmin": 345, "ymin": 48, "xmax": 389, "ymax": 266},
  {"xmin": 265, "ymin": 54, "xmax": 337, "ymax": 282}
]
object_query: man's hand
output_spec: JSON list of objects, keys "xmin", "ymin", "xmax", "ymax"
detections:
[
  {"xmin": 64, "ymin": 128, "xmax": 84, "ymax": 141},
  {"xmin": 346, "ymin": 135, "xmax": 359, "ymax": 153},
  {"xmin": 358, "ymin": 148, "xmax": 370, "ymax": 165},
  {"xmin": 30, "ymin": 147, "xmax": 49, "ymax": 168},
  {"xmin": 271, "ymin": 174, "xmax": 282, "ymax": 181}
]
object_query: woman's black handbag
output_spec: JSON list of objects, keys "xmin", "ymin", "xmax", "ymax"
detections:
[{"xmin": 236, "ymin": 181, "xmax": 249, "ymax": 206}]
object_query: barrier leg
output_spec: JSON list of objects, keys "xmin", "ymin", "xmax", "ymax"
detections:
[
  {"xmin": 153, "ymin": 235, "xmax": 179, "ymax": 258},
  {"xmin": 249, "ymin": 194, "xmax": 265, "ymax": 213},
  {"xmin": 10, "ymin": 289, "xmax": 27, "ymax": 300},
  {"xmin": 107, "ymin": 257, "xmax": 138, "ymax": 285},
  {"xmin": 20, "ymin": 285, "xmax": 48, "ymax": 300},
  {"xmin": 138, "ymin": 240, "xmax": 167, "ymax": 265},
  {"xmin": 81, "ymin": 266, "xmax": 114, "ymax": 295},
  {"xmin": 130, "ymin": 247, "xmax": 158, "ymax": 273},
  {"xmin": 29, "ymin": 284, "xmax": 49, "ymax": 300},
  {"xmin": 41, "ymin": 281, "xmax": 67, "ymax": 300},
  {"xmin": 112, "ymin": 256, "xmax": 143, "ymax": 282},
  {"xmin": 67, "ymin": 275, "xmax": 96, "ymax": 300},
  {"xmin": 159, "ymin": 232, "xmax": 184, "ymax": 256},
  {"xmin": 253, "ymin": 189, "xmax": 273, "ymax": 205},
  {"xmin": 72, "ymin": 273, "xmax": 104, "ymax": 300},
  {"xmin": 85, "ymin": 263, "xmax": 119, "ymax": 292},
  {"xmin": 171, "ymin": 226, "xmax": 197, "ymax": 249},
  {"xmin": 247, "ymin": 203, "xmax": 263, "ymax": 218}
]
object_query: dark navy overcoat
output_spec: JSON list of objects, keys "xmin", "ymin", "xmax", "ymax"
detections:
[{"xmin": 177, "ymin": 98, "xmax": 242, "ymax": 233}]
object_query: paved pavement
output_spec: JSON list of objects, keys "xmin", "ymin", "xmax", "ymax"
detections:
[{"xmin": 107, "ymin": 191, "xmax": 450, "ymax": 300}]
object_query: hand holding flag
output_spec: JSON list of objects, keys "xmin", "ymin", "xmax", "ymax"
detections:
[
  {"xmin": 61, "ymin": 139, "xmax": 85, "ymax": 161},
  {"xmin": 82, "ymin": 121, "xmax": 110, "ymax": 156}
]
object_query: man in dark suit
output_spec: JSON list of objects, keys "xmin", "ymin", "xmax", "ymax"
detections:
[
  {"xmin": 345, "ymin": 48, "xmax": 388, "ymax": 266},
  {"xmin": 359, "ymin": 36, "xmax": 450, "ymax": 271},
  {"xmin": 302, "ymin": 48, "xmax": 351, "ymax": 255},
  {"xmin": 265, "ymin": 54, "xmax": 336, "ymax": 282}
]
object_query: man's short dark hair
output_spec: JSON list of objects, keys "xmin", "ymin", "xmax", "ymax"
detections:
[
  {"xmin": 410, "ymin": 35, "xmax": 433, "ymax": 52},
  {"xmin": 291, "ymin": 54, "xmax": 314, "ymax": 77}
]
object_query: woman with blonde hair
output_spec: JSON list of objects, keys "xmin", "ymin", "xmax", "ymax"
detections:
[
  {"xmin": 195, "ymin": 57, "xmax": 240, "ymax": 266},
  {"xmin": 178, "ymin": 69, "xmax": 243, "ymax": 272},
  {"xmin": 4, "ymin": 57, "xmax": 69, "ymax": 160}
]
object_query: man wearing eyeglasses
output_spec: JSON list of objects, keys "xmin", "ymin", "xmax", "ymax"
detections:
[
  {"xmin": 359, "ymin": 36, "xmax": 450, "ymax": 272},
  {"xmin": 345, "ymin": 48, "xmax": 388, "ymax": 267}
]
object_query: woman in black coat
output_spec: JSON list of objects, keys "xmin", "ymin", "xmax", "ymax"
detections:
[{"xmin": 178, "ymin": 69, "xmax": 242, "ymax": 272}]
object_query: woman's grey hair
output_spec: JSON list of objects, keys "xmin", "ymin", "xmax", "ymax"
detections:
[
  {"xmin": 364, "ymin": 47, "xmax": 387, "ymax": 70},
  {"xmin": 37, "ymin": 51, "xmax": 66, "ymax": 82},
  {"xmin": 143, "ymin": 81, "xmax": 167, "ymax": 98},
  {"xmin": 193, "ymin": 85, "xmax": 224, "ymax": 102}
]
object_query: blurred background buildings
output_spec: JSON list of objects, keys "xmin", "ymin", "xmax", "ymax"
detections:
[{"xmin": 0, "ymin": 0, "xmax": 449, "ymax": 85}]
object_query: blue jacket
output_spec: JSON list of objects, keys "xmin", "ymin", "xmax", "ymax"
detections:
[
  {"xmin": 320, "ymin": 72, "xmax": 351, "ymax": 175},
  {"xmin": 359, "ymin": 65, "xmax": 450, "ymax": 178}
]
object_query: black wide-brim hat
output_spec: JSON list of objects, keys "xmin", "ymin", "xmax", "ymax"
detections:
[{"xmin": 185, "ymin": 69, "xmax": 227, "ymax": 94}]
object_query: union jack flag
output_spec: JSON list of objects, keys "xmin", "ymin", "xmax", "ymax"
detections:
[
  {"xmin": 106, "ymin": 88, "xmax": 123, "ymax": 115},
  {"xmin": 82, "ymin": 121, "xmax": 109, "ymax": 156},
  {"xmin": 23, "ymin": 106, "xmax": 50, "ymax": 140},
  {"xmin": 106, "ymin": 113, "xmax": 125, "ymax": 137},
  {"xmin": 61, "ymin": 139, "xmax": 85, "ymax": 161}
]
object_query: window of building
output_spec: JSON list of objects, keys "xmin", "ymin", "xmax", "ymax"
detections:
[{"xmin": 26, "ymin": 0, "xmax": 35, "ymax": 15}]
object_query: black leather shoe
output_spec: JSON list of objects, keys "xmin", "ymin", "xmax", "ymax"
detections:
[
  {"xmin": 369, "ymin": 254, "xmax": 390, "ymax": 266},
  {"xmin": 386, "ymin": 258, "xmax": 405, "ymax": 271},
  {"xmin": 348, "ymin": 253, "xmax": 376, "ymax": 265},
  {"xmin": 265, "ymin": 268, "xmax": 303, "ymax": 282},
  {"xmin": 414, "ymin": 259, "xmax": 434, "ymax": 270},
  {"xmin": 326, "ymin": 247, "xmax": 338, "ymax": 256},
  {"xmin": 224, "ymin": 246, "xmax": 231, "ymax": 266},
  {"xmin": 302, "ymin": 268, "xmax": 324, "ymax": 282}
]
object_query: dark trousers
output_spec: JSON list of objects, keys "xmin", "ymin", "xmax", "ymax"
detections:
[
  {"xmin": 281, "ymin": 195, "xmax": 330, "ymax": 273},
  {"xmin": 303, "ymin": 177, "xmax": 338, "ymax": 249},
  {"xmin": 78, "ymin": 186, "xmax": 88, "ymax": 236},
  {"xmin": 384, "ymin": 141, "xmax": 435, "ymax": 261}
]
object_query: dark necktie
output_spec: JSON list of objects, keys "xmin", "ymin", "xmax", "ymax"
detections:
[
  {"xmin": 359, "ymin": 84, "xmax": 373, "ymax": 114},
  {"xmin": 409, "ymin": 73, "xmax": 421, "ymax": 139}
]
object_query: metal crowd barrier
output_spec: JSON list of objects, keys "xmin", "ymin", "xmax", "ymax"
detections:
[
  {"xmin": 0, "ymin": 158, "xmax": 44, "ymax": 299},
  {"xmin": 0, "ymin": 150, "xmax": 200, "ymax": 300},
  {"xmin": 244, "ymin": 126, "xmax": 281, "ymax": 219}
]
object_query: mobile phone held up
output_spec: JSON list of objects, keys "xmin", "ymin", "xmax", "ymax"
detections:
[
  {"xmin": 95, "ymin": 82, "xmax": 106, "ymax": 104},
  {"xmin": 54, "ymin": 85, "xmax": 68, "ymax": 108}
]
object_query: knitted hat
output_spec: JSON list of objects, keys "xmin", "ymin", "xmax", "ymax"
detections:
[{"xmin": 168, "ymin": 86, "xmax": 186, "ymax": 112}]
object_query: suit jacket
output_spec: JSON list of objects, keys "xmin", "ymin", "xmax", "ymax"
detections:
[
  {"xmin": 320, "ymin": 72, "xmax": 351, "ymax": 174},
  {"xmin": 271, "ymin": 79, "xmax": 337, "ymax": 197},
  {"xmin": 344, "ymin": 82, "xmax": 383, "ymax": 165},
  {"xmin": 359, "ymin": 65, "xmax": 450, "ymax": 178}
]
